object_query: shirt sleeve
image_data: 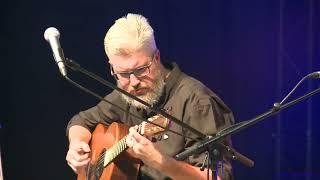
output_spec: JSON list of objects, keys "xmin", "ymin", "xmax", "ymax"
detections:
[
  {"xmin": 183, "ymin": 87, "xmax": 235, "ymax": 180},
  {"xmin": 66, "ymin": 90, "xmax": 127, "ymax": 136}
]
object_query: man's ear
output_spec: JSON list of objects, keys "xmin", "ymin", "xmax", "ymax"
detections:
[{"xmin": 155, "ymin": 50, "xmax": 161, "ymax": 62}]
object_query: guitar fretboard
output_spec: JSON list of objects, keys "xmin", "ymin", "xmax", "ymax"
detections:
[
  {"xmin": 96, "ymin": 115, "xmax": 168, "ymax": 169},
  {"xmin": 100, "ymin": 135, "xmax": 128, "ymax": 167}
]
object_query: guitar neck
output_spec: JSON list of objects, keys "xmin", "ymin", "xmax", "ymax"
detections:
[
  {"xmin": 102, "ymin": 135, "xmax": 128, "ymax": 167},
  {"xmin": 101, "ymin": 116, "xmax": 168, "ymax": 167}
]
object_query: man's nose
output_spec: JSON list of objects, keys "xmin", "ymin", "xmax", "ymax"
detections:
[{"xmin": 129, "ymin": 74, "xmax": 141, "ymax": 88}]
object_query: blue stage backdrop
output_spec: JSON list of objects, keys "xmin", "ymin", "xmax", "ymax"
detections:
[{"xmin": 1, "ymin": 0, "xmax": 319, "ymax": 179}]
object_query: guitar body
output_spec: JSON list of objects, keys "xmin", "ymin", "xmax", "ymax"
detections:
[{"xmin": 77, "ymin": 123, "xmax": 141, "ymax": 180}]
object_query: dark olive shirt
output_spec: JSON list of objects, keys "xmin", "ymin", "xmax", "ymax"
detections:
[{"xmin": 67, "ymin": 63, "xmax": 234, "ymax": 179}]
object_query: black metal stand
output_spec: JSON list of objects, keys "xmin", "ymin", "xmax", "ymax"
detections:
[
  {"xmin": 175, "ymin": 70, "xmax": 320, "ymax": 179},
  {"xmin": 175, "ymin": 86, "xmax": 320, "ymax": 162},
  {"xmin": 200, "ymin": 145, "xmax": 224, "ymax": 180},
  {"xmin": 209, "ymin": 146, "xmax": 221, "ymax": 180}
]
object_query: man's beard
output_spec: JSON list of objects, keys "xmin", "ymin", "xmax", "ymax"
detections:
[{"xmin": 118, "ymin": 70, "xmax": 165, "ymax": 109}]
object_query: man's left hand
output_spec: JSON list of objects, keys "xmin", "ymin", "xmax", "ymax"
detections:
[{"xmin": 126, "ymin": 125, "xmax": 165, "ymax": 169}]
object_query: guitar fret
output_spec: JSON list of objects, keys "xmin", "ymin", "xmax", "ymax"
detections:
[
  {"xmin": 101, "ymin": 116, "xmax": 168, "ymax": 168},
  {"xmin": 103, "ymin": 135, "xmax": 128, "ymax": 167}
]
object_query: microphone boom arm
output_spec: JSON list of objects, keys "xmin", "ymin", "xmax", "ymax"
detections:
[
  {"xmin": 175, "ymin": 84, "xmax": 320, "ymax": 160},
  {"xmin": 64, "ymin": 58, "xmax": 207, "ymax": 139}
]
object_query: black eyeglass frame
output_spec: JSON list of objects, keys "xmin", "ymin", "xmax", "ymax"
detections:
[{"xmin": 110, "ymin": 51, "xmax": 156, "ymax": 81}]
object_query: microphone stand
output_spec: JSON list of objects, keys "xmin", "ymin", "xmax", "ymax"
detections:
[
  {"xmin": 62, "ymin": 69, "xmax": 193, "ymax": 141},
  {"xmin": 175, "ymin": 73, "xmax": 320, "ymax": 180},
  {"xmin": 63, "ymin": 58, "xmax": 206, "ymax": 138}
]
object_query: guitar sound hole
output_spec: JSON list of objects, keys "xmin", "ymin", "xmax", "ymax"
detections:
[
  {"xmin": 86, "ymin": 161, "xmax": 104, "ymax": 180},
  {"xmin": 95, "ymin": 164, "xmax": 103, "ymax": 179}
]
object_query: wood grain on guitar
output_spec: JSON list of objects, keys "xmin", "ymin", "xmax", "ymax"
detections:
[{"xmin": 77, "ymin": 115, "xmax": 170, "ymax": 180}]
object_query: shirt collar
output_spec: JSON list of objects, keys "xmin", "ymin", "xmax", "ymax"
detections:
[{"xmin": 155, "ymin": 62, "xmax": 183, "ymax": 109}]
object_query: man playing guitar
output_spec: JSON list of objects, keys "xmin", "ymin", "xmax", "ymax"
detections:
[{"xmin": 66, "ymin": 13, "xmax": 234, "ymax": 180}]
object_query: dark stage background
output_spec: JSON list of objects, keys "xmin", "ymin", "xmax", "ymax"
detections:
[{"xmin": 1, "ymin": 0, "xmax": 320, "ymax": 179}]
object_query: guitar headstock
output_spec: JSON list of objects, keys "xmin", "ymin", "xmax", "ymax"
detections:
[{"xmin": 140, "ymin": 114, "xmax": 170, "ymax": 136}]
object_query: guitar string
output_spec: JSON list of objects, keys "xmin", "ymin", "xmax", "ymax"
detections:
[
  {"xmin": 96, "ymin": 123, "xmax": 141, "ymax": 168},
  {"xmin": 95, "ymin": 117, "xmax": 173, "ymax": 168},
  {"xmin": 95, "ymin": 123, "xmax": 142, "ymax": 168},
  {"xmin": 93, "ymin": 114, "xmax": 193, "ymax": 170},
  {"xmin": 96, "ymin": 135, "xmax": 128, "ymax": 168}
]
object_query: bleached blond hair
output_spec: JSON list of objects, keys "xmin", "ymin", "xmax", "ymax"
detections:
[{"xmin": 104, "ymin": 13, "xmax": 157, "ymax": 58}]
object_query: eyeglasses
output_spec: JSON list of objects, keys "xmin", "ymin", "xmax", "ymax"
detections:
[{"xmin": 110, "ymin": 52, "xmax": 156, "ymax": 81}]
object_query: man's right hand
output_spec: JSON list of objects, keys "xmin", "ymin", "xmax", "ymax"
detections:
[{"xmin": 66, "ymin": 141, "xmax": 91, "ymax": 174}]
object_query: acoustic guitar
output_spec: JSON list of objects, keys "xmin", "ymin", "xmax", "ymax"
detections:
[{"xmin": 77, "ymin": 115, "xmax": 170, "ymax": 180}]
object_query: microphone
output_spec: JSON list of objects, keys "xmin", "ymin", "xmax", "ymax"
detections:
[
  {"xmin": 307, "ymin": 71, "xmax": 320, "ymax": 79},
  {"xmin": 44, "ymin": 27, "xmax": 67, "ymax": 77}
]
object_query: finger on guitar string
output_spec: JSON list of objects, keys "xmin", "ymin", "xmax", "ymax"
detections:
[
  {"xmin": 131, "ymin": 130, "xmax": 149, "ymax": 145},
  {"xmin": 70, "ymin": 141, "xmax": 91, "ymax": 153},
  {"xmin": 68, "ymin": 148, "xmax": 90, "ymax": 162},
  {"xmin": 67, "ymin": 160, "xmax": 89, "ymax": 174},
  {"xmin": 126, "ymin": 135, "xmax": 133, "ymax": 147},
  {"xmin": 127, "ymin": 125, "xmax": 140, "ymax": 145},
  {"xmin": 129, "ymin": 125, "xmax": 139, "ymax": 132},
  {"xmin": 132, "ymin": 140, "xmax": 147, "ymax": 155},
  {"xmin": 126, "ymin": 133, "xmax": 139, "ymax": 148},
  {"xmin": 66, "ymin": 154, "xmax": 91, "ymax": 173},
  {"xmin": 66, "ymin": 144, "xmax": 91, "ymax": 175},
  {"xmin": 68, "ymin": 156, "xmax": 91, "ymax": 167},
  {"xmin": 80, "ymin": 141, "xmax": 91, "ymax": 153}
]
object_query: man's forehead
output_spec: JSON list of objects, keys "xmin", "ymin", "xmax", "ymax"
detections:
[
  {"xmin": 110, "ymin": 59, "xmax": 137, "ymax": 71},
  {"xmin": 109, "ymin": 54, "xmax": 150, "ymax": 71}
]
